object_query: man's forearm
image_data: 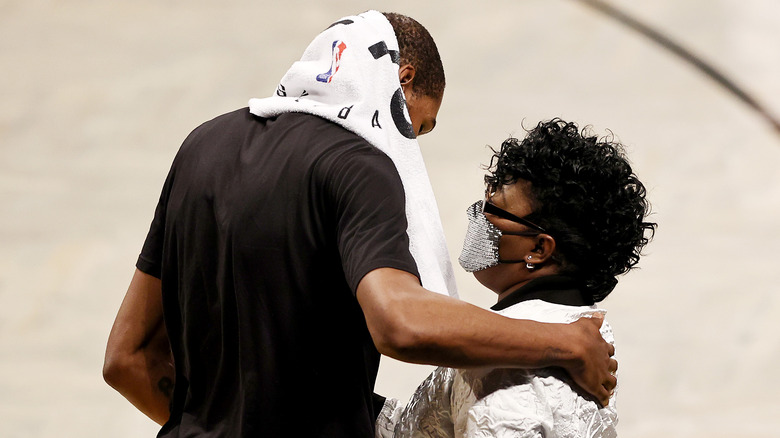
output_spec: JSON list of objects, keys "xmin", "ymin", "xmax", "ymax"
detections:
[
  {"xmin": 104, "ymin": 269, "xmax": 175, "ymax": 425},
  {"xmin": 357, "ymin": 268, "xmax": 616, "ymax": 405},
  {"xmin": 363, "ymin": 279, "xmax": 577, "ymax": 369},
  {"xmin": 104, "ymin": 324, "xmax": 174, "ymax": 425}
]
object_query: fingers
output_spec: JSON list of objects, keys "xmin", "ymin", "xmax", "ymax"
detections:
[
  {"xmin": 599, "ymin": 360, "xmax": 619, "ymax": 407},
  {"xmin": 594, "ymin": 384, "xmax": 610, "ymax": 408},
  {"xmin": 596, "ymin": 351, "xmax": 618, "ymax": 408},
  {"xmin": 609, "ymin": 357, "xmax": 618, "ymax": 374},
  {"xmin": 593, "ymin": 374, "xmax": 617, "ymax": 407},
  {"xmin": 568, "ymin": 316, "xmax": 617, "ymax": 407},
  {"xmin": 603, "ymin": 373, "xmax": 617, "ymax": 392}
]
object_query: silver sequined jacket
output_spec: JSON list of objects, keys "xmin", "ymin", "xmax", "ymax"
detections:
[{"xmin": 376, "ymin": 300, "xmax": 618, "ymax": 438}]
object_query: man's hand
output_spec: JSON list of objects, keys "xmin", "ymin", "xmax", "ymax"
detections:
[{"xmin": 562, "ymin": 316, "xmax": 617, "ymax": 407}]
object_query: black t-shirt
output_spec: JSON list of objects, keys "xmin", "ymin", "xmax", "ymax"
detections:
[{"xmin": 137, "ymin": 109, "xmax": 419, "ymax": 437}]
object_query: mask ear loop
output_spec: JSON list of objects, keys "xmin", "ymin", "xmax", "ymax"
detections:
[{"xmin": 494, "ymin": 230, "xmax": 541, "ymax": 267}]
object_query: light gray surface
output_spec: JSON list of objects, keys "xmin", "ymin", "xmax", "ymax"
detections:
[{"xmin": 2, "ymin": 1, "xmax": 779, "ymax": 436}]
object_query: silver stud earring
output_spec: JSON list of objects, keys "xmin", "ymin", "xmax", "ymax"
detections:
[{"xmin": 526, "ymin": 255, "xmax": 535, "ymax": 270}]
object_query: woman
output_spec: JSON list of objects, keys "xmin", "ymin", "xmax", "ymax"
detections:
[{"xmin": 376, "ymin": 119, "xmax": 656, "ymax": 438}]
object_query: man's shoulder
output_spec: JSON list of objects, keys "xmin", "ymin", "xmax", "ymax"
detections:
[
  {"xmin": 182, "ymin": 109, "xmax": 394, "ymax": 173},
  {"xmin": 189, "ymin": 109, "xmax": 369, "ymax": 146},
  {"xmin": 193, "ymin": 107, "xmax": 254, "ymax": 132},
  {"xmin": 272, "ymin": 113, "xmax": 394, "ymax": 167},
  {"xmin": 179, "ymin": 108, "xmax": 254, "ymax": 148},
  {"xmin": 276, "ymin": 113, "xmax": 373, "ymax": 147}
]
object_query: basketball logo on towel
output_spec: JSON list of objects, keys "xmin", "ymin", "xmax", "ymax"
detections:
[{"xmin": 316, "ymin": 40, "xmax": 347, "ymax": 83}]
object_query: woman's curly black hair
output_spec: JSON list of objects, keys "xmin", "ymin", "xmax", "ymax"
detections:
[{"xmin": 485, "ymin": 119, "xmax": 656, "ymax": 302}]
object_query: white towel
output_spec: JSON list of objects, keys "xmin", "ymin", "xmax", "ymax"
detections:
[{"xmin": 249, "ymin": 10, "xmax": 457, "ymax": 297}]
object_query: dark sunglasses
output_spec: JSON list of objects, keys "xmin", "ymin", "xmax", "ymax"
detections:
[{"xmin": 481, "ymin": 194, "xmax": 547, "ymax": 233}]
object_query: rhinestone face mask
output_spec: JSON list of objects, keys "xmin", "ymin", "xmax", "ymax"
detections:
[{"xmin": 458, "ymin": 201, "xmax": 504, "ymax": 272}]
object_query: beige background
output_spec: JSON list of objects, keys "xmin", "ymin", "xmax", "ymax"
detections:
[{"xmin": 2, "ymin": 0, "xmax": 779, "ymax": 436}]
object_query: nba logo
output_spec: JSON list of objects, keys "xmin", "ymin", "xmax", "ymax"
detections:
[{"xmin": 316, "ymin": 40, "xmax": 347, "ymax": 83}]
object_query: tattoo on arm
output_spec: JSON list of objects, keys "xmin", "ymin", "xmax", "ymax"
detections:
[{"xmin": 158, "ymin": 377, "xmax": 174, "ymax": 399}]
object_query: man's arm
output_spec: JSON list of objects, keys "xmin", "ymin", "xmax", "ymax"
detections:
[
  {"xmin": 356, "ymin": 268, "xmax": 617, "ymax": 407},
  {"xmin": 103, "ymin": 269, "xmax": 174, "ymax": 425}
]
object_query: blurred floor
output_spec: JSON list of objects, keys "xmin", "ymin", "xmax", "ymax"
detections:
[{"xmin": 1, "ymin": 0, "xmax": 779, "ymax": 436}]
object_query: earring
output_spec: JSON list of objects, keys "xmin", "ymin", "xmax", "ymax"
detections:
[{"xmin": 526, "ymin": 255, "xmax": 535, "ymax": 270}]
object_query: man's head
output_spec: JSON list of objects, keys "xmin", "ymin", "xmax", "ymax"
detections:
[
  {"xmin": 383, "ymin": 12, "xmax": 445, "ymax": 99},
  {"xmin": 476, "ymin": 119, "xmax": 656, "ymax": 301},
  {"xmin": 383, "ymin": 12, "xmax": 445, "ymax": 136}
]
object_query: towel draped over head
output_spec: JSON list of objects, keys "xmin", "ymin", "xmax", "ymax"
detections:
[{"xmin": 249, "ymin": 10, "xmax": 457, "ymax": 297}]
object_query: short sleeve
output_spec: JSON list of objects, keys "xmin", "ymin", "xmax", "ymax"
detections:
[
  {"xmin": 318, "ymin": 145, "xmax": 420, "ymax": 292},
  {"xmin": 136, "ymin": 167, "xmax": 176, "ymax": 279}
]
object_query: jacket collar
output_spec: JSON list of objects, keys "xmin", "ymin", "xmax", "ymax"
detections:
[{"xmin": 491, "ymin": 275, "xmax": 592, "ymax": 311}]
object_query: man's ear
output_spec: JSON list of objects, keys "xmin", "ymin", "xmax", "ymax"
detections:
[
  {"xmin": 529, "ymin": 234, "xmax": 556, "ymax": 265},
  {"xmin": 398, "ymin": 64, "xmax": 416, "ymax": 88}
]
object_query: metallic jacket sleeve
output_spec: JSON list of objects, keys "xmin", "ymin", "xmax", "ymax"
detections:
[
  {"xmin": 390, "ymin": 367, "xmax": 457, "ymax": 438},
  {"xmin": 383, "ymin": 302, "xmax": 619, "ymax": 438},
  {"xmin": 376, "ymin": 397, "xmax": 403, "ymax": 438},
  {"xmin": 461, "ymin": 368, "xmax": 618, "ymax": 438}
]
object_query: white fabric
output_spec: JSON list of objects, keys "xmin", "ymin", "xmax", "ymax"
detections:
[
  {"xmin": 248, "ymin": 10, "xmax": 457, "ymax": 297},
  {"xmin": 381, "ymin": 300, "xmax": 618, "ymax": 438}
]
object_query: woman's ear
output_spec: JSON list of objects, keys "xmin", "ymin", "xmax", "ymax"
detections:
[{"xmin": 528, "ymin": 234, "xmax": 556, "ymax": 265}]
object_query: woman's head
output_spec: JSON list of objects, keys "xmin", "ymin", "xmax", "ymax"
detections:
[{"xmin": 476, "ymin": 118, "xmax": 656, "ymax": 302}]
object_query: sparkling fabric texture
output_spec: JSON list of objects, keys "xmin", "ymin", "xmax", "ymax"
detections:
[
  {"xmin": 458, "ymin": 201, "xmax": 503, "ymax": 272},
  {"xmin": 377, "ymin": 301, "xmax": 618, "ymax": 438}
]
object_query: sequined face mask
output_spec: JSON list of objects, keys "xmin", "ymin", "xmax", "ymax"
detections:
[{"xmin": 458, "ymin": 200, "xmax": 542, "ymax": 272}]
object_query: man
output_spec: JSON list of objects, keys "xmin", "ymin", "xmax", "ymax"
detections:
[{"xmin": 104, "ymin": 11, "xmax": 616, "ymax": 437}]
